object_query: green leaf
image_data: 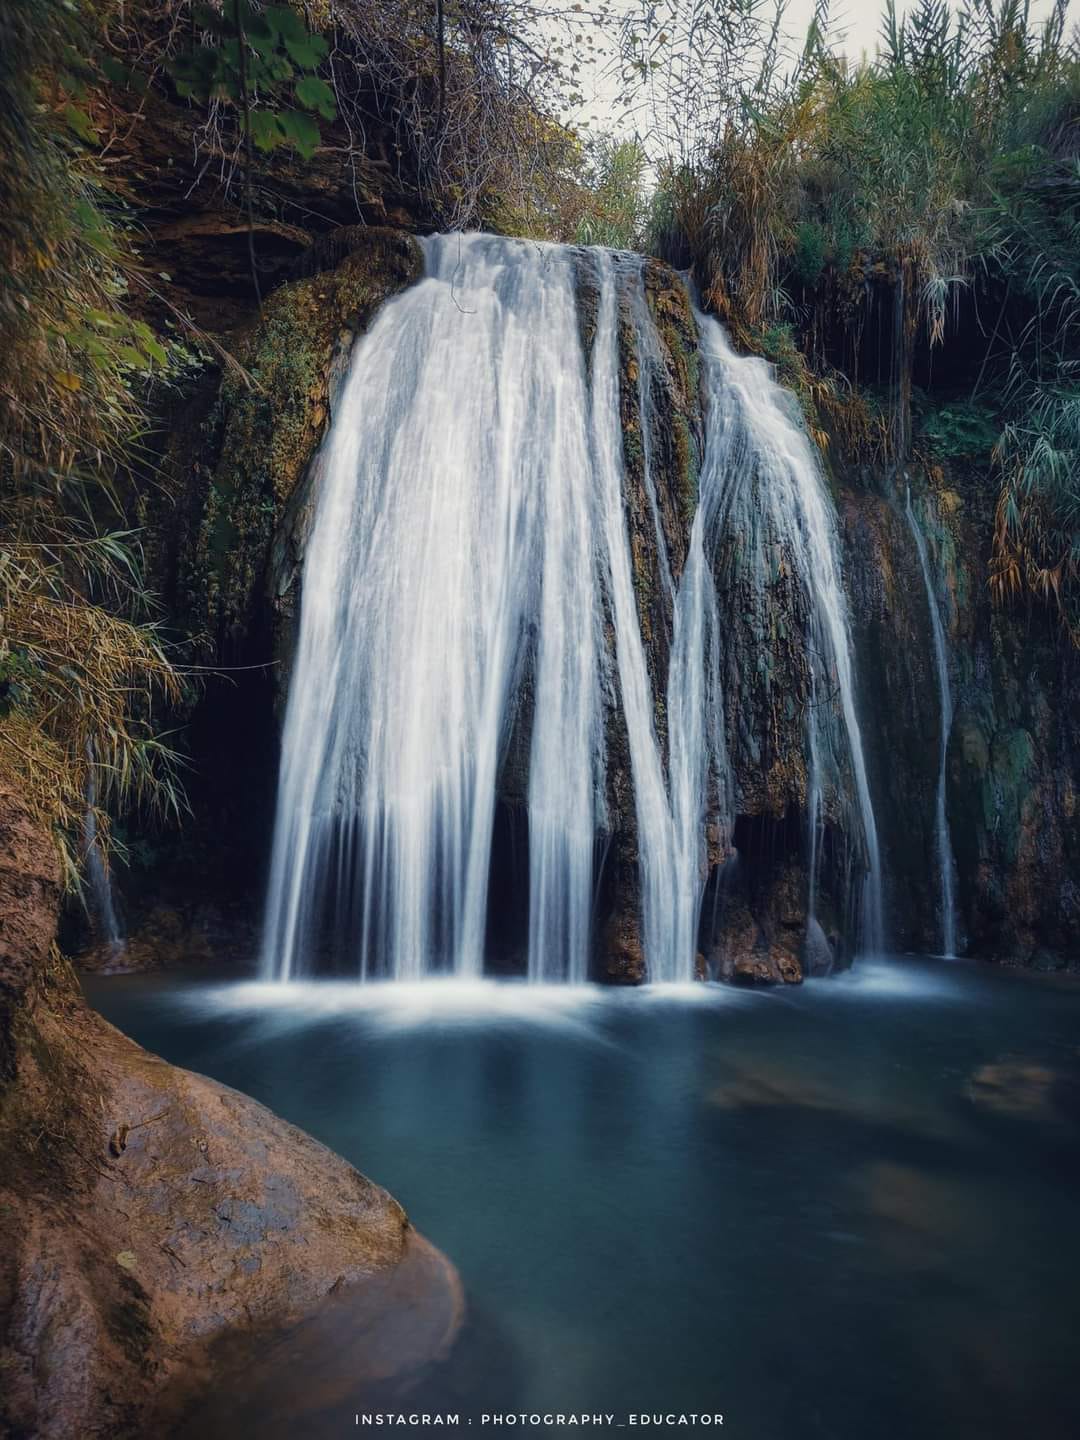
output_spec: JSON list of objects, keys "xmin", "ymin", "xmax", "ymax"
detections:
[
  {"xmin": 246, "ymin": 15, "xmax": 278, "ymax": 56},
  {"xmin": 264, "ymin": 53, "xmax": 294, "ymax": 85},
  {"xmin": 294, "ymin": 75, "xmax": 336, "ymax": 120},
  {"xmin": 266, "ymin": 5, "xmax": 308, "ymax": 41},
  {"xmin": 168, "ymin": 46, "xmax": 220, "ymax": 100},
  {"xmin": 248, "ymin": 109, "xmax": 286, "ymax": 153},
  {"xmin": 63, "ymin": 104, "xmax": 98, "ymax": 145},
  {"xmin": 59, "ymin": 70, "xmax": 88, "ymax": 101},
  {"xmin": 277, "ymin": 107, "xmax": 320, "ymax": 159},
  {"xmin": 100, "ymin": 57, "xmax": 131, "ymax": 89},
  {"xmin": 283, "ymin": 33, "xmax": 328, "ymax": 69}
]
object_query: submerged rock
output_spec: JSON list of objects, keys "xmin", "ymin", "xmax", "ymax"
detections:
[{"xmin": 965, "ymin": 1058, "xmax": 1060, "ymax": 1119}]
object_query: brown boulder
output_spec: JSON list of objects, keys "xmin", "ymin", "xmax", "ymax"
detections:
[
  {"xmin": 708, "ymin": 871, "xmax": 805, "ymax": 986},
  {"xmin": 600, "ymin": 909, "xmax": 648, "ymax": 985},
  {"xmin": 0, "ymin": 791, "xmax": 460, "ymax": 1438}
]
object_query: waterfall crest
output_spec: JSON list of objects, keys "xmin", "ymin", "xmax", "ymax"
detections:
[
  {"xmin": 261, "ymin": 234, "xmax": 883, "ymax": 982},
  {"xmin": 905, "ymin": 489, "xmax": 958, "ymax": 957}
]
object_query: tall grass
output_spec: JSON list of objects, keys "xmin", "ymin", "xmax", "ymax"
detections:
[
  {"xmin": 1, "ymin": 0, "xmax": 184, "ymax": 881},
  {"xmin": 641, "ymin": 0, "xmax": 1080, "ymax": 635}
]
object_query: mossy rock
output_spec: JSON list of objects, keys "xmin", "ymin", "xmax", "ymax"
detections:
[
  {"xmin": 185, "ymin": 229, "xmax": 423, "ymax": 652},
  {"xmin": 642, "ymin": 259, "xmax": 701, "ymax": 526}
]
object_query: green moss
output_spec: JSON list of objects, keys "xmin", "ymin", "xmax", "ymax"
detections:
[
  {"xmin": 643, "ymin": 261, "xmax": 700, "ymax": 519},
  {"xmin": 186, "ymin": 230, "xmax": 423, "ymax": 647},
  {"xmin": 573, "ymin": 258, "xmax": 601, "ymax": 366},
  {"xmin": 993, "ymin": 727, "xmax": 1035, "ymax": 783},
  {"xmin": 986, "ymin": 727, "xmax": 1035, "ymax": 866},
  {"xmin": 959, "ymin": 720, "xmax": 990, "ymax": 774}
]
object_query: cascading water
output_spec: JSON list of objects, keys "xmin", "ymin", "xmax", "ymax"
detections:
[
  {"xmin": 525, "ymin": 257, "xmax": 605, "ymax": 986},
  {"xmin": 589, "ymin": 251, "xmax": 687, "ymax": 982},
  {"xmin": 262, "ymin": 233, "xmax": 883, "ymax": 983},
  {"xmin": 84, "ymin": 748, "xmax": 124, "ymax": 955},
  {"xmin": 692, "ymin": 316, "xmax": 885, "ymax": 956},
  {"xmin": 262, "ymin": 234, "xmax": 609, "ymax": 982},
  {"xmin": 905, "ymin": 488, "xmax": 958, "ymax": 957}
]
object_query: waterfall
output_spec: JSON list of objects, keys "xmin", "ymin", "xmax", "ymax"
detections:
[
  {"xmin": 525, "ymin": 255, "xmax": 605, "ymax": 985},
  {"xmin": 589, "ymin": 251, "xmax": 687, "ymax": 981},
  {"xmin": 905, "ymin": 488, "xmax": 958, "ymax": 957},
  {"xmin": 262, "ymin": 234, "xmax": 608, "ymax": 982},
  {"xmin": 261, "ymin": 233, "xmax": 883, "ymax": 982},
  {"xmin": 693, "ymin": 317, "xmax": 885, "ymax": 954},
  {"xmin": 84, "ymin": 749, "xmax": 124, "ymax": 954}
]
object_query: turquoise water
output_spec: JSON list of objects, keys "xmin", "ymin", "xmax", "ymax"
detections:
[{"xmin": 85, "ymin": 958, "xmax": 1080, "ymax": 1438}]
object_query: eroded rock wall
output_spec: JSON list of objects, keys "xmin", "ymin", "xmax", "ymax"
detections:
[
  {"xmin": 154, "ymin": 242, "xmax": 865, "ymax": 985},
  {"xmin": 103, "ymin": 230, "xmax": 425, "ymax": 954},
  {"xmin": 161, "ymin": 228, "xmax": 424, "ymax": 666},
  {"xmin": 140, "ymin": 237, "xmax": 1080, "ymax": 981},
  {"xmin": 842, "ymin": 466, "xmax": 1080, "ymax": 969}
]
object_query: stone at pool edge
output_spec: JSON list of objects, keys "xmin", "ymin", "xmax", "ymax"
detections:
[
  {"xmin": 0, "ymin": 789, "xmax": 462, "ymax": 1440},
  {"xmin": 161, "ymin": 1230, "xmax": 465, "ymax": 1437}
]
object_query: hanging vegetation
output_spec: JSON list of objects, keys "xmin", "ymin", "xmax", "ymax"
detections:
[
  {"xmin": 0, "ymin": 0, "xmax": 183, "ymax": 882},
  {"xmin": 629, "ymin": 0, "xmax": 1080, "ymax": 638},
  {"xmin": 0, "ymin": 0, "xmax": 624, "ymax": 883}
]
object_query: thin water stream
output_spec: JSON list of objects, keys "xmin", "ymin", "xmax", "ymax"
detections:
[{"xmin": 905, "ymin": 488, "xmax": 959, "ymax": 957}]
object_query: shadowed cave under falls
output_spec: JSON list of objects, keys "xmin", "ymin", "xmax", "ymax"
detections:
[{"xmin": 261, "ymin": 233, "xmax": 884, "ymax": 985}]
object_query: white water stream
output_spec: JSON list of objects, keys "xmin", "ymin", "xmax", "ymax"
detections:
[
  {"xmin": 905, "ymin": 488, "xmax": 958, "ymax": 957},
  {"xmin": 262, "ymin": 234, "xmax": 883, "ymax": 982}
]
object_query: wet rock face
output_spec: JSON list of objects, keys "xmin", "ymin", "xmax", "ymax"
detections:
[
  {"xmin": 112, "ymin": 231, "xmax": 428, "ymax": 949},
  {"xmin": 148, "ymin": 250, "xmax": 881, "ymax": 990},
  {"xmin": 600, "ymin": 908, "xmax": 649, "ymax": 985},
  {"xmin": 843, "ymin": 468, "xmax": 1080, "ymax": 969},
  {"xmin": 0, "ymin": 800, "xmax": 461, "ymax": 1438},
  {"xmin": 841, "ymin": 487, "xmax": 941, "ymax": 948},
  {"xmin": 950, "ymin": 610, "xmax": 1080, "ymax": 967},
  {"xmin": 584, "ymin": 257, "xmax": 832, "ymax": 982},
  {"xmin": 704, "ymin": 841, "xmax": 808, "ymax": 986},
  {"xmin": 163, "ymin": 228, "xmax": 425, "ymax": 670}
]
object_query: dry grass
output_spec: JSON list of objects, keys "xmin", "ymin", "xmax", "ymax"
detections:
[{"xmin": 1, "ymin": 0, "xmax": 185, "ymax": 881}]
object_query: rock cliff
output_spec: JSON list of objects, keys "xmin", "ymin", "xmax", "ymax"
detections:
[{"xmin": 120, "ymin": 233, "xmax": 1079, "ymax": 980}]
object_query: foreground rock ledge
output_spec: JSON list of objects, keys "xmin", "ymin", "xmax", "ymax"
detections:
[{"xmin": 0, "ymin": 792, "xmax": 461, "ymax": 1439}]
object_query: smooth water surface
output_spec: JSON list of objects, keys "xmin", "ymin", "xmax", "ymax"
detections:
[{"xmin": 85, "ymin": 959, "xmax": 1080, "ymax": 1438}]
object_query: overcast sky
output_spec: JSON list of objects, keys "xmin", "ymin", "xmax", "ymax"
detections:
[
  {"xmin": 786, "ymin": 0, "xmax": 1065, "ymax": 58},
  {"xmin": 561, "ymin": 0, "xmax": 1070, "ymax": 140}
]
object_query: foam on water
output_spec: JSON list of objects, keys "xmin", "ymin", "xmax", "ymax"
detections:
[{"xmin": 820, "ymin": 956, "xmax": 969, "ymax": 1003}]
